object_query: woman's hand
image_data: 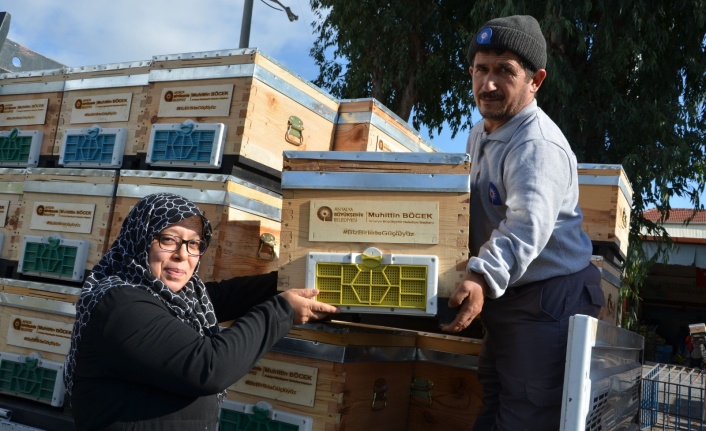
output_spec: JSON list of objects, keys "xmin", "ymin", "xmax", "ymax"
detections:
[{"xmin": 278, "ymin": 288, "xmax": 338, "ymax": 324}]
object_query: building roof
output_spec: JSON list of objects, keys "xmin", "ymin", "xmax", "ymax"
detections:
[{"xmin": 643, "ymin": 208, "xmax": 706, "ymax": 223}]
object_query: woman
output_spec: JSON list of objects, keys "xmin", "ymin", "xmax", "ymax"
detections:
[{"xmin": 64, "ymin": 192, "xmax": 336, "ymax": 430}]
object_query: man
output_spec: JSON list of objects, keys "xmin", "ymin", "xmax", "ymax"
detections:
[{"xmin": 441, "ymin": 15, "xmax": 605, "ymax": 431}]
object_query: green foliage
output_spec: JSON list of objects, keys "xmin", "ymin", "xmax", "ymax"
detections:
[
  {"xmin": 309, "ymin": 0, "xmax": 481, "ymax": 136},
  {"xmin": 310, "ymin": 0, "xmax": 706, "ymax": 330}
]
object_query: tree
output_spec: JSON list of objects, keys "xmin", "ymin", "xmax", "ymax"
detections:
[{"xmin": 310, "ymin": 0, "xmax": 706, "ymax": 328}]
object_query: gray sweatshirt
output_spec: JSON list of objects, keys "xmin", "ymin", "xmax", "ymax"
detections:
[{"xmin": 466, "ymin": 100, "xmax": 593, "ymax": 298}]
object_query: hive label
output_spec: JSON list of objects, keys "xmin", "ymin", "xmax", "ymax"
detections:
[
  {"xmin": 6, "ymin": 314, "xmax": 73, "ymax": 355},
  {"xmin": 231, "ymin": 358, "xmax": 318, "ymax": 407},
  {"xmin": 0, "ymin": 98, "xmax": 48, "ymax": 126},
  {"xmin": 157, "ymin": 84, "xmax": 234, "ymax": 117},
  {"xmin": 29, "ymin": 202, "xmax": 96, "ymax": 234},
  {"xmin": 309, "ymin": 200, "xmax": 439, "ymax": 244},
  {"xmin": 70, "ymin": 93, "xmax": 133, "ymax": 123}
]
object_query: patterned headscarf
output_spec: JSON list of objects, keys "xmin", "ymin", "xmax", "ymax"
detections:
[{"xmin": 64, "ymin": 193, "xmax": 218, "ymax": 396}]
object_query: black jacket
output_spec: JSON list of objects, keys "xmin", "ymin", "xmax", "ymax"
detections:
[{"xmin": 70, "ymin": 272, "xmax": 292, "ymax": 430}]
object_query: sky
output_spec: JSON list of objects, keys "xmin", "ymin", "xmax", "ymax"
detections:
[{"xmin": 3, "ymin": 0, "xmax": 702, "ymax": 209}]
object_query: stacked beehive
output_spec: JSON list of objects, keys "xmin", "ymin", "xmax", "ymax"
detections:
[
  {"xmin": 578, "ymin": 164, "xmax": 634, "ymax": 326},
  {"xmin": 0, "ymin": 48, "xmax": 446, "ymax": 429}
]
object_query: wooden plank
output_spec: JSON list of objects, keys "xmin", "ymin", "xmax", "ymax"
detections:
[
  {"xmin": 0, "ymin": 170, "xmax": 26, "ymax": 261},
  {"xmin": 407, "ymin": 361, "xmax": 482, "ymax": 431},
  {"xmin": 283, "ymin": 156, "xmax": 470, "ymax": 175}
]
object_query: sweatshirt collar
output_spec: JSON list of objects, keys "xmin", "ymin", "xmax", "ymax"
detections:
[{"xmin": 483, "ymin": 99, "xmax": 538, "ymax": 143}]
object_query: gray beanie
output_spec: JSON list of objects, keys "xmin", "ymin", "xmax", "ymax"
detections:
[{"xmin": 467, "ymin": 15, "xmax": 547, "ymax": 71}]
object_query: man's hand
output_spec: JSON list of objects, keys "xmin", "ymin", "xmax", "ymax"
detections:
[
  {"xmin": 440, "ymin": 272, "xmax": 486, "ymax": 333},
  {"xmin": 278, "ymin": 288, "xmax": 338, "ymax": 324}
]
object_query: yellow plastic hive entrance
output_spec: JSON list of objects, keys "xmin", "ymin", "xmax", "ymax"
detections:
[
  {"xmin": 315, "ymin": 262, "xmax": 428, "ymax": 310},
  {"xmin": 306, "ymin": 249, "xmax": 438, "ymax": 315}
]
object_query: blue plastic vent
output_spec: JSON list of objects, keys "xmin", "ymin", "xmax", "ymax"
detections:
[
  {"xmin": 60, "ymin": 125, "xmax": 126, "ymax": 168},
  {"xmin": 0, "ymin": 128, "xmax": 42, "ymax": 167},
  {"xmin": 18, "ymin": 235, "xmax": 89, "ymax": 282},
  {"xmin": 147, "ymin": 120, "xmax": 225, "ymax": 169}
]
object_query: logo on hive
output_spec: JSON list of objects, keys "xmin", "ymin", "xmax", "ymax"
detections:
[
  {"xmin": 164, "ymin": 91, "xmax": 174, "ymax": 102},
  {"xmin": 317, "ymin": 206, "xmax": 333, "ymax": 222}
]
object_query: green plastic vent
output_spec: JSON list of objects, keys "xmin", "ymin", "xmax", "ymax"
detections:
[
  {"xmin": 0, "ymin": 352, "xmax": 65, "ymax": 407},
  {"xmin": 0, "ymin": 128, "xmax": 42, "ymax": 167},
  {"xmin": 306, "ymin": 249, "xmax": 438, "ymax": 315},
  {"xmin": 19, "ymin": 235, "xmax": 89, "ymax": 281},
  {"xmin": 220, "ymin": 400, "xmax": 312, "ymax": 431}
]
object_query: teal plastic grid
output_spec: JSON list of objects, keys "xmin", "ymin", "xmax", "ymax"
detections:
[
  {"xmin": 0, "ymin": 356, "xmax": 58, "ymax": 404},
  {"xmin": 21, "ymin": 242, "xmax": 79, "ymax": 277},
  {"xmin": 151, "ymin": 129, "xmax": 216, "ymax": 163},
  {"xmin": 63, "ymin": 133, "xmax": 117, "ymax": 163},
  {"xmin": 219, "ymin": 405, "xmax": 300, "ymax": 431},
  {"xmin": 0, "ymin": 128, "xmax": 35, "ymax": 164}
]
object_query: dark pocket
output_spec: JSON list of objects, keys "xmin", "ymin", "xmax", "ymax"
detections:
[
  {"xmin": 525, "ymin": 378, "xmax": 563, "ymax": 408},
  {"xmin": 540, "ymin": 281, "xmax": 567, "ymax": 321},
  {"xmin": 581, "ymin": 277, "xmax": 605, "ymax": 318}
]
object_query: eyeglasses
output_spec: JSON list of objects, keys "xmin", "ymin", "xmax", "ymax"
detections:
[{"xmin": 154, "ymin": 234, "xmax": 207, "ymax": 256}]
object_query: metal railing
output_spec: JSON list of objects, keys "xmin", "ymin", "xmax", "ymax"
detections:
[{"xmin": 641, "ymin": 364, "xmax": 705, "ymax": 430}]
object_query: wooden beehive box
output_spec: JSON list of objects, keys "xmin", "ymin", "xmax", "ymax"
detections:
[
  {"xmin": 138, "ymin": 48, "xmax": 338, "ymax": 189},
  {"xmin": 0, "ymin": 68, "xmax": 65, "ymax": 167},
  {"xmin": 591, "ymin": 255, "xmax": 621, "ymax": 326},
  {"xmin": 278, "ymin": 151, "xmax": 470, "ymax": 316},
  {"xmin": 0, "ymin": 169, "xmax": 26, "ymax": 265},
  {"xmin": 408, "ymin": 332, "xmax": 483, "ymax": 431},
  {"xmin": 578, "ymin": 164, "xmax": 633, "ymax": 260},
  {"xmin": 227, "ymin": 321, "xmax": 418, "ymax": 431},
  {"xmin": 55, "ymin": 61, "xmax": 152, "ymax": 169},
  {"xmin": 110, "ymin": 170, "xmax": 282, "ymax": 282},
  {"xmin": 333, "ymin": 98, "xmax": 437, "ymax": 153},
  {"xmin": 0, "ymin": 277, "xmax": 79, "ymax": 364},
  {"xmin": 16, "ymin": 168, "xmax": 117, "ymax": 283}
]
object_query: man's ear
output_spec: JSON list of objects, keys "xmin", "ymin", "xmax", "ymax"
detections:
[{"xmin": 530, "ymin": 68, "xmax": 547, "ymax": 93}]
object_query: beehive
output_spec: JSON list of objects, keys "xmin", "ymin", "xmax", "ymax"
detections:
[
  {"xmin": 0, "ymin": 68, "xmax": 65, "ymax": 167},
  {"xmin": 110, "ymin": 170, "xmax": 282, "ymax": 282},
  {"xmin": 408, "ymin": 332, "xmax": 483, "ymax": 431},
  {"xmin": 0, "ymin": 278, "xmax": 78, "ymax": 365},
  {"xmin": 278, "ymin": 151, "xmax": 471, "ymax": 316},
  {"xmin": 578, "ymin": 164, "xmax": 633, "ymax": 260},
  {"xmin": 56, "ymin": 61, "xmax": 152, "ymax": 168},
  {"xmin": 591, "ymin": 255, "xmax": 622, "ymax": 326},
  {"xmin": 16, "ymin": 168, "xmax": 117, "ymax": 283},
  {"xmin": 228, "ymin": 321, "xmax": 417, "ymax": 431},
  {"xmin": 138, "ymin": 48, "xmax": 339, "ymax": 189},
  {"xmin": 333, "ymin": 99, "xmax": 437, "ymax": 153}
]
